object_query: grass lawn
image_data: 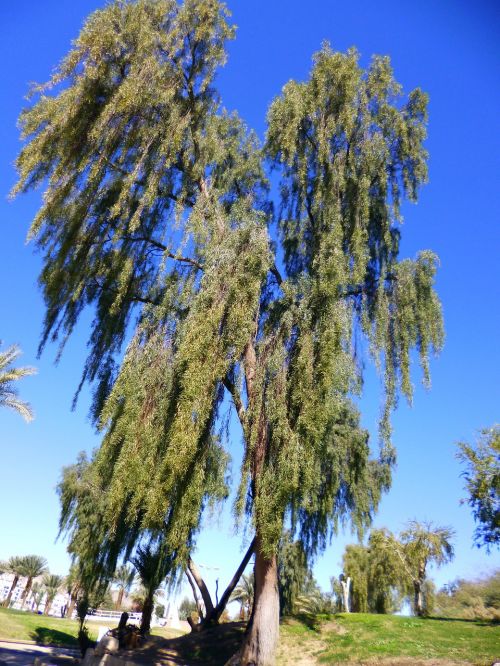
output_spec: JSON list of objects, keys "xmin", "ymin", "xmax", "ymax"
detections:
[
  {"xmin": 279, "ymin": 613, "xmax": 500, "ymax": 665},
  {"xmin": 0, "ymin": 607, "xmax": 98, "ymax": 647},
  {"xmin": 0, "ymin": 607, "xmax": 497, "ymax": 664}
]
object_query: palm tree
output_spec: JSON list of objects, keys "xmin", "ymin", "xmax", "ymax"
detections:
[
  {"xmin": 31, "ymin": 583, "xmax": 45, "ymax": 612},
  {"xmin": 400, "ymin": 521, "xmax": 455, "ymax": 616},
  {"xmin": 0, "ymin": 343, "xmax": 36, "ymax": 421},
  {"xmin": 230, "ymin": 573, "xmax": 254, "ymax": 620},
  {"xmin": 131, "ymin": 542, "xmax": 172, "ymax": 634},
  {"xmin": 19, "ymin": 555, "xmax": 48, "ymax": 608},
  {"xmin": 2, "ymin": 556, "xmax": 25, "ymax": 607},
  {"xmin": 113, "ymin": 565, "xmax": 136, "ymax": 610},
  {"xmin": 42, "ymin": 574, "xmax": 64, "ymax": 615}
]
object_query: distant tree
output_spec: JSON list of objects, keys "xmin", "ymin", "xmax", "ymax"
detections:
[
  {"xmin": 15, "ymin": 0, "xmax": 443, "ymax": 660},
  {"xmin": 42, "ymin": 574, "xmax": 64, "ymax": 615},
  {"xmin": 178, "ymin": 596, "xmax": 198, "ymax": 621},
  {"xmin": 0, "ymin": 343, "xmax": 35, "ymax": 421},
  {"xmin": 113, "ymin": 565, "xmax": 136, "ymax": 609},
  {"xmin": 395, "ymin": 521, "xmax": 455, "ymax": 616},
  {"xmin": 155, "ymin": 603, "xmax": 165, "ymax": 618},
  {"xmin": 435, "ymin": 570, "xmax": 500, "ymax": 621},
  {"xmin": 30, "ymin": 582, "xmax": 45, "ymax": 612},
  {"xmin": 132, "ymin": 541, "xmax": 172, "ymax": 635},
  {"xmin": 341, "ymin": 532, "xmax": 404, "ymax": 614},
  {"xmin": 277, "ymin": 533, "xmax": 313, "ymax": 616},
  {"xmin": 19, "ymin": 555, "xmax": 48, "ymax": 608},
  {"xmin": 230, "ymin": 573, "xmax": 254, "ymax": 621},
  {"xmin": 2, "ymin": 556, "xmax": 25, "ymax": 607},
  {"xmin": 457, "ymin": 425, "xmax": 500, "ymax": 552},
  {"xmin": 341, "ymin": 544, "xmax": 369, "ymax": 613}
]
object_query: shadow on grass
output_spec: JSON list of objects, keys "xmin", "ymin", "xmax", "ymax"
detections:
[
  {"xmin": 283, "ymin": 612, "xmax": 329, "ymax": 632},
  {"xmin": 123, "ymin": 622, "xmax": 246, "ymax": 665},
  {"xmin": 30, "ymin": 627, "xmax": 78, "ymax": 648}
]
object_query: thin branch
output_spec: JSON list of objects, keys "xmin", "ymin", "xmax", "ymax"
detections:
[
  {"xmin": 222, "ymin": 376, "xmax": 246, "ymax": 432},
  {"xmin": 270, "ymin": 264, "xmax": 283, "ymax": 286}
]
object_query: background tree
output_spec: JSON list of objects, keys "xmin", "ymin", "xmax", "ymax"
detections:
[
  {"xmin": 178, "ymin": 596, "xmax": 198, "ymax": 622},
  {"xmin": 0, "ymin": 343, "xmax": 35, "ymax": 421},
  {"xmin": 457, "ymin": 425, "xmax": 500, "ymax": 552},
  {"xmin": 2, "ymin": 556, "xmax": 25, "ymax": 607},
  {"xmin": 19, "ymin": 555, "xmax": 48, "ymax": 608},
  {"xmin": 230, "ymin": 573, "xmax": 254, "ymax": 621},
  {"xmin": 380, "ymin": 522, "xmax": 454, "ymax": 616},
  {"xmin": 341, "ymin": 532, "xmax": 404, "ymax": 614},
  {"xmin": 277, "ymin": 533, "xmax": 314, "ymax": 616},
  {"xmin": 30, "ymin": 582, "xmax": 45, "ymax": 613},
  {"xmin": 15, "ymin": 0, "xmax": 443, "ymax": 662},
  {"xmin": 42, "ymin": 574, "xmax": 64, "ymax": 615},
  {"xmin": 341, "ymin": 544, "xmax": 368, "ymax": 613},
  {"xmin": 113, "ymin": 565, "xmax": 136, "ymax": 610},
  {"xmin": 131, "ymin": 541, "xmax": 172, "ymax": 635}
]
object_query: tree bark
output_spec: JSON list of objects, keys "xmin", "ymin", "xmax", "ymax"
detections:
[
  {"xmin": 116, "ymin": 588, "xmax": 124, "ymax": 610},
  {"xmin": 140, "ymin": 594, "xmax": 154, "ymax": 635},
  {"xmin": 187, "ymin": 557, "xmax": 215, "ymax": 618},
  {"xmin": 21, "ymin": 578, "xmax": 33, "ymax": 608},
  {"xmin": 414, "ymin": 580, "xmax": 423, "ymax": 616},
  {"xmin": 236, "ymin": 542, "xmax": 279, "ymax": 666},
  {"xmin": 3, "ymin": 575, "xmax": 19, "ymax": 607}
]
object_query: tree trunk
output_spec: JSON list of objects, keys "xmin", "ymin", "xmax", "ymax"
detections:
[
  {"xmin": 67, "ymin": 589, "xmax": 78, "ymax": 619},
  {"xmin": 236, "ymin": 541, "xmax": 279, "ymax": 666},
  {"xmin": 187, "ymin": 557, "xmax": 215, "ymax": 618},
  {"xmin": 21, "ymin": 577, "xmax": 33, "ymax": 608},
  {"xmin": 140, "ymin": 594, "xmax": 154, "ymax": 635},
  {"xmin": 413, "ymin": 580, "xmax": 423, "ymax": 616},
  {"xmin": 116, "ymin": 588, "xmax": 124, "ymax": 610},
  {"xmin": 340, "ymin": 576, "xmax": 351, "ymax": 613},
  {"xmin": 3, "ymin": 575, "xmax": 19, "ymax": 607}
]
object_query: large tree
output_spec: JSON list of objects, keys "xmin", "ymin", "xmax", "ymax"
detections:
[
  {"xmin": 457, "ymin": 425, "xmax": 500, "ymax": 552},
  {"xmin": 15, "ymin": 1, "xmax": 443, "ymax": 662}
]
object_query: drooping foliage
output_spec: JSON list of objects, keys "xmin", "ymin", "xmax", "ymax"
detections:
[
  {"xmin": 342, "ymin": 531, "xmax": 404, "ymax": 614},
  {"xmin": 457, "ymin": 425, "xmax": 500, "ymax": 552},
  {"xmin": 15, "ymin": 0, "xmax": 443, "ymax": 656},
  {"xmin": 277, "ymin": 532, "xmax": 314, "ymax": 616}
]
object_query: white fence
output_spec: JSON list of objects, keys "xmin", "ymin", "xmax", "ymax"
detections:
[{"xmin": 85, "ymin": 609, "xmax": 142, "ymax": 624}]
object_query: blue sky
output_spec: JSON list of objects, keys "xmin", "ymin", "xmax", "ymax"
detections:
[{"xmin": 0, "ymin": 0, "xmax": 498, "ymax": 604}]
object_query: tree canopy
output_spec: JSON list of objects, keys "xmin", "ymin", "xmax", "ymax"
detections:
[
  {"xmin": 15, "ymin": 0, "xmax": 443, "ymax": 661},
  {"xmin": 457, "ymin": 425, "xmax": 500, "ymax": 552}
]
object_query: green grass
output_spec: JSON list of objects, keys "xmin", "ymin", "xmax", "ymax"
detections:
[
  {"xmin": 279, "ymin": 613, "xmax": 500, "ymax": 665},
  {"xmin": 0, "ymin": 607, "xmax": 498, "ymax": 664},
  {"xmin": 0, "ymin": 607, "xmax": 98, "ymax": 647}
]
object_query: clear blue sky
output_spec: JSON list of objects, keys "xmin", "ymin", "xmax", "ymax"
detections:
[{"xmin": 0, "ymin": 0, "xmax": 498, "ymax": 603}]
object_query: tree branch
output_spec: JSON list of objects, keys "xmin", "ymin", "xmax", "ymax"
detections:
[
  {"xmin": 211, "ymin": 538, "xmax": 255, "ymax": 623},
  {"xmin": 187, "ymin": 557, "xmax": 215, "ymax": 617},
  {"xmin": 270, "ymin": 264, "xmax": 283, "ymax": 286},
  {"xmin": 222, "ymin": 376, "xmax": 246, "ymax": 431}
]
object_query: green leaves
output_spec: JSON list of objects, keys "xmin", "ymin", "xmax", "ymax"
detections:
[{"xmin": 17, "ymin": 2, "xmax": 443, "ymax": 582}]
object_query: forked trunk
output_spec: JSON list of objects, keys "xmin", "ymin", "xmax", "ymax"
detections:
[
  {"xmin": 340, "ymin": 576, "xmax": 351, "ymax": 613},
  {"xmin": 237, "ymin": 543, "xmax": 279, "ymax": 666},
  {"xmin": 3, "ymin": 575, "xmax": 19, "ymax": 607}
]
